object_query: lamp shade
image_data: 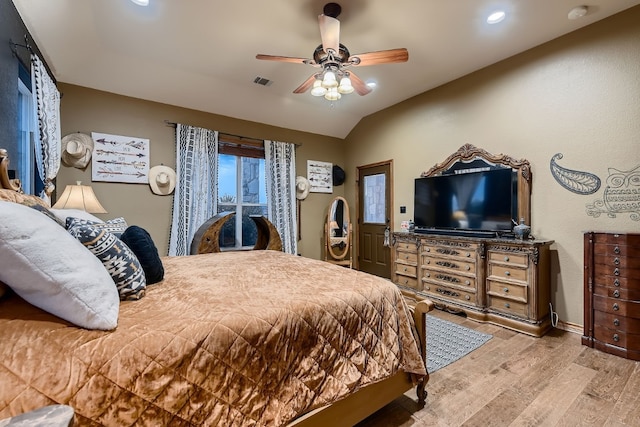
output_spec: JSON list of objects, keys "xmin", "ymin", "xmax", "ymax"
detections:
[{"xmin": 52, "ymin": 182, "xmax": 107, "ymax": 213}]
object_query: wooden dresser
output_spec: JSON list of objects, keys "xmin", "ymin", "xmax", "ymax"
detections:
[
  {"xmin": 582, "ymin": 232, "xmax": 640, "ymax": 360},
  {"xmin": 392, "ymin": 232, "xmax": 554, "ymax": 337}
]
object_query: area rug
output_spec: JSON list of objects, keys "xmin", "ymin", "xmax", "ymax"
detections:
[{"xmin": 426, "ymin": 314, "xmax": 492, "ymax": 373}]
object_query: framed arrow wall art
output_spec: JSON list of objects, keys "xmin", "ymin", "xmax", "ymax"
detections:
[{"xmin": 91, "ymin": 132, "xmax": 150, "ymax": 184}]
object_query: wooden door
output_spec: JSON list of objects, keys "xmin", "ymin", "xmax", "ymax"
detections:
[{"xmin": 357, "ymin": 161, "xmax": 392, "ymax": 278}]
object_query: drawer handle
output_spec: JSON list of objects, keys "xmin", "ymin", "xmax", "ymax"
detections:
[
  {"xmin": 614, "ymin": 257, "xmax": 620, "ymax": 266},
  {"xmin": 613, "ymin": 290, "xmax": 620, "ymax": 298},
  {"xmin": 426, "ymin": 260, "xmax": 430, "ymax": 264},
  {"xmin": 614, "ymin": 268, "xmax": 620, "ymax": 276},
  {"xmin": 613, "ymin": 303, "xmax": 619, "ymax": 311},
  {"xmin": 425, "ymin": 273, "xmax": 430, "ymax": 278},
  {"xmin": 505, "ymin": 303, "xmax": 511, "ymax": 309},
  {"xmin": 466, "ymin": 265, "xmax": 471, "ymax": 271},
  {"xmin": 466, "ymin": 253, "xmax": 471, "ymax": 258},
  {"xmin": 504, "ymin": 256, "xmax": 509, "ymax": 262},
  {"xmin": 404, "ymin": 279, "xmax": 409, "ymax": 284},
  {"xmin": 465, "ymin": 280, "xmax": 470, "ymax": 285},
  {"xmin": 614, "ymin": 246, "xmax": 620, "ymax": 254},
  {"xmin": 505, "ymin": 271, "xmax": 511, "ymax": 276},
  {"xmin": 436, "ymin": 288, "xmax": 460, "ymax": 297},
  {"xmin": 404, "ymin": 267, "xmax": 408, "ymax": 272},
  {"xmin": 405, "ymin": 255, "xmax": 410, "ymax": 260},
  {"xmin": 613, "ymin": 334, "xmax": 620, "ymax": 342},
  {"xmin": 465, "ymin": 295, "xmax": 470, "ymax": 300},
  {"xmin": 425, "ymin": 248, "xmax": 430, "ymax": 252},
  {"xmin": 614, "ymin": 278, "xmax": 620, "ymax": 287},
  {"xmin": 503, "ymin": 287, "xmax": 509, "ymax": 293},
  {"xmin": 614, "ymin": 318, "xmax": 620, "ymax": 327}
]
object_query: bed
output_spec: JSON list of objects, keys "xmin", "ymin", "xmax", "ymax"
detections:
[{"xmin": 0, "ymin": 148, "xmax": 432, "ymax": 426}]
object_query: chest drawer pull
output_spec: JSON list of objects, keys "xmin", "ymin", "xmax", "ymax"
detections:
[
  {"xmin": 613, "ymin": 334, "xmax": 620, "ymax": 342},
  {"xmin": 465, "ymin": 295, "xmax": 470, "ymax": 300},
  {"xmin": 466, "ymin": 265, "xmax": 471, "ymax": 271},
  {"xmin": 404, "ymin": 267, "xmax": 408, "ymax": 272},
  {"xmin": 614, "ymin": 268, "xmax": 620, "ymax": 276},
  {"xmin": 504, "ymin": 271, "xmax": 511, "ymax": 276},
  {"xmin": 614, "ymin": 318, "xmax": 620, "ymax": 327},
  {"xmin": 614, "ymin": 246, "xmax": 620, "ymax": 254},
  {"xmin": 425, "ymin": 247, "xmax": 430, "ymax": 252},
  {"xmin": 614, "ymin": 257, "xmax": 620, "ymax": 266},
  {"xmin": 465, "ymin": 280, "xmax": 470, "ymax": 285},
  {"xmin": 613, "ymin": 303, "xmax": 619, "ymax": 311},
  {"xmin": 504, "ymin": 256, "xmax": 509, "ymax": 262},
  {"xmin": 613, "ymin": 290, "xmax": 620, "ymax": 298},
  {"xmin": 503, "ymin": 287, "xmax": 509, "ymax": 293},
  {"xmin": 466, "ymin": 252, "xmax": 471, "ymax": 258},
  {"xmin": 614, "ymin": 279, "xmax": 620, "ymax": 287},
  {"xmin": 405, "ymin": 255, "xmax": 410, "ymax": 260},
  {"xmin": 505, "ymin": 302, "xmax": 511, "ymax": 309}
]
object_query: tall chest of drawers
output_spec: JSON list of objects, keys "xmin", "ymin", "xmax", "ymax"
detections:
[{"xmin": 583, "ymin": 232, "xmax": 640, "ymax": 360}]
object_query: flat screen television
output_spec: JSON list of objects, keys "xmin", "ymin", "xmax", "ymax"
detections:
[{"xmin": 414, "ymin": 168, "xmax": 517, "ymax": 236}]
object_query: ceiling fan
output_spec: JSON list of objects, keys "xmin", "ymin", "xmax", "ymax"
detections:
[{"xmin": 256, "ymin": 3, "xmax": 409, "ymax": 101}]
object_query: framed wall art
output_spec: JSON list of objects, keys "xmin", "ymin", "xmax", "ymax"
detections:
[{"xmin": 91, "ymin": 132, "xmax": 150, "ymax": 184}]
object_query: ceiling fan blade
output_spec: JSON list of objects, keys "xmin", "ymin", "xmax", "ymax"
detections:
[
  {"xmin": 318, "ymin": 14, "xmax": 340, "ymax": 54},
  {"xmin": 256, "ymin": 54, "xmax": 311, "ymax": 65},
  {"xmin": 348, "ymin": 72, "xmax": 372, "ymax": 96},
  {"xmin": 293, "ymin": 74, "xmax": 317, "ymax": 94},
  {"xmin": 350, "ymin": 48, "xmax": 409, "ymax": 66}
]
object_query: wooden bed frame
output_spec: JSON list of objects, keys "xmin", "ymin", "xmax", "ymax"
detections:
[{"xmin": 0, "ymin": 148, "xmax": 434, "ymax": 426}]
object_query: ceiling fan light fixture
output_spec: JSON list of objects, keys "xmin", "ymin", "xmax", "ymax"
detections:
[
  {"xmin": 321, "ymin": 70, "xmax": 338, "ymax": 88},
  {"xmin": 311, "ymin": 79, "xmax": 328, "ymax": 96},
  {"xmin": 324, "ymin": 87, "xmax": 341, "ymax": 101},
  {"xmin": 338, "ymin": 76, "xmax": 354, "ymax": 94}
]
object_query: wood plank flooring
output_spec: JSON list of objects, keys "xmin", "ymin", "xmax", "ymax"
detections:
[{"xmin": 356, "ymin": 310, "xmax": 640, "ymax": 427}]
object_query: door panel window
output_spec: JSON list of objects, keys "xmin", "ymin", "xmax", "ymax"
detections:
[{"xmin": 363, "ymin": 173, "xmax": 386, "ymax": 224}]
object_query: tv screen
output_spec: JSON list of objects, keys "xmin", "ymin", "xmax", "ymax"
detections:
[{"xmin": 414, "ymin": 168, "xmax": 516, "ymax": 233}]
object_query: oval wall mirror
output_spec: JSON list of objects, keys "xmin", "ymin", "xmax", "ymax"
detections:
[{"xmin": 325, "ymin": 196, "xmax": 352, "ymax": 266}]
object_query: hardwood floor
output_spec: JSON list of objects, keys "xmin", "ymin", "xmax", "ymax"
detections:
[{"xmin": 356, "ymin": 310, "xmax": 640, "ymax": 427}]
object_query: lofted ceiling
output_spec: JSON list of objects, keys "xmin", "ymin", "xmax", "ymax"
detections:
[{"xmin": 12, "ymin": 0, "xmax": 640, "ymax": 139}]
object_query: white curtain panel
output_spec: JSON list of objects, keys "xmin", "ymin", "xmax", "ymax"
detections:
[
  {"xmin": 168, "ymin": 124, "xmax": 219, "ymax": 256},
  {"xmin": 31, "ymin": 54, "xmax": 61, "ymax": 203},
  {"xmin": 264, "ymin": 140, "xmax": 297, "ymax": 255}
]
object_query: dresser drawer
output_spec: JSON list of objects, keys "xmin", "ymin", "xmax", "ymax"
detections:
[
  {"xmin": 488, "ymin": 251, "xmax": 528, "ymax": 267},
  {"xmin": 487, "ymin": 279, "xmax": 527, "ymax": 303},
  {"xmin": 594, "ymin": 254, "xmax": 640, "ymax": 269},
  {"xmin": 593, "ymin": 294, "xmax": 640, "ymax": 318},
  {"xmin": 594, "ymin": 326, "xmax": 640, "ymax": 351},
  {"xmin": 593, "ymin": 283, "xmax": 640, "ymax": 301},
  {"xmin": 593, "ymin": 310, "xmax": 640, "ymax": 332},
  {"xmin": 591, "ymin": 233, "xmax": 640, "ymax": 246},
  {"xmin": 489, "ymin": 295, "xmax": 528, "ymax": 318},
  {"xmin": 423, "ymin": 284, "xmax": 477, "ymax": 306},
  {"xmin": 395, "ymin": 264, "xmax": 417, "ymax": 278},
  {"xmin": 593, "ymin": 275, "xmax": 640, "ymax": 292},
  {"xmin": 488, "ymin": 264, "xmax": 527, "ymax": 282},
  {"xmin": 423, "ymin": 256, "xmax": 477, "ymax": 275},
  {"xmin": 422, "ymin": 269, "xmax": 476, "ymax": 289},
  {"xmin": 395, "ymin": 240, "xmax": 418, "ymax": 252},
  {"xmin": 421, "ymin": 243, "xmax": 477, "ymax": 260},
  {"xmin": 395, "ymin": 275, "xmax": 419, "ymax": 290},
  {"xmin": 594, "ymin": 266, "xmax": 640, "ymax": 280},
  {"xmin": 396, "ymin": 251, "xmax": 418, "ymax": 265}
]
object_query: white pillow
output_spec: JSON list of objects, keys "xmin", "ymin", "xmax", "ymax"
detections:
[
  {"xmin": 0, "ymin": 201, "xmax": 119, "ymax": 330},
  {"xmin": 50, "ymin": 208, "xmax": 105, "ymax": 224}
]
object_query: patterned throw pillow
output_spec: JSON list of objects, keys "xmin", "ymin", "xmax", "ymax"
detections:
[
  {"xmin": 67, "ymin": 222, "xmax": 146, "ymax": 301},
  {"xmin": 66, "ymin": 216, "xmax": 128, "ymax": 237},
  {"xmin": 120, "ymin": 226, "xmax": 164, "ymax": 285}
]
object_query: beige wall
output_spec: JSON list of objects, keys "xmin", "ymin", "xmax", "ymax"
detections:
[
  {"xmin": 343, "ymin": 6, "xmax": 640, "ymax": 327},
  {"xmin": 57, "ymin": 84, "xmax": 345, "ymax": 260}
]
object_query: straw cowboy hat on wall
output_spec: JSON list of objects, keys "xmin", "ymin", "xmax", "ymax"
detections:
[
  {"xmin": 61, "ymin": 133, "xmax": 94, "ymax": 169},
  {"xmin": 296, "ymin": 176, "xmax": 310, "ymax": 200},
  {"xmin": 148, "ymin": 165, "xmax": 176, "ymax": 195}
]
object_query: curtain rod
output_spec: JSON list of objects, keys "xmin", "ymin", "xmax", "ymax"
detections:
[
  {"xmin": 164, "ymin": 120, "xmax": 301, "ymax": 147},
  {"xmin": 9, "ymin": 35, "xmax": 34, "ymax": 54}
]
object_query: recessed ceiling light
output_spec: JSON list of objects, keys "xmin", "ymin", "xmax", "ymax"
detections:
[
  {"xmin": 130, "ymin": 0, "xmax": 149, "ymax": 6},
  {"xmin": 487, "ymin": 11, "xmax": 506, "ymax": 24},
  {"xmin": 568, "ymin": 6, "xmax": 588, "ymax": 20},
  {"xmin": 366, "ymin": 82, "xmax": 377, "ymax": 89}
]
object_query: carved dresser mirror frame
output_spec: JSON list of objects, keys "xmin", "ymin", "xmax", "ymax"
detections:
[
  {"xmin": 421, "ymin": 143, "xmax": 532, "ymax": 226},
  {"xmin": 325, "ymin": 196, "xmax": 353, "ymax": 267}
]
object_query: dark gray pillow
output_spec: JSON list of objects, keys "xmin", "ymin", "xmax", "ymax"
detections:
[{"xmin": 120, "ymin": 226, "xmax": 164, "ymax": 285}]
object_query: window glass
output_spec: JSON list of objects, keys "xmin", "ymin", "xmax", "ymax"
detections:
[
  {"xmin": 217, "ymin": 153, "xmax": 267, "ymax": 249},
  {"xmin": 17, "ymin": 76, "xmax": 35, "ymax": 194},
  {"xmin": 363, "ymin": 173, "xmax": 386, "ymax": 224}
]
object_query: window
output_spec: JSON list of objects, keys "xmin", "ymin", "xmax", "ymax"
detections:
[{"xmin": 216, "ymin": 138, "xmax": 267, "ymax": 249}]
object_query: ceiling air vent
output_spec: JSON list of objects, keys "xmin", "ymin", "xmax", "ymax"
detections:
[{"xmin": 253, "ymin": 76, "xmax": 273, "ymax": 87}]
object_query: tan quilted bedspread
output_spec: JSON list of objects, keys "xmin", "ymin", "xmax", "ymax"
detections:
[{"xmin": 0, "ymin": 251, "xmax": 426, "ymax": 426}]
